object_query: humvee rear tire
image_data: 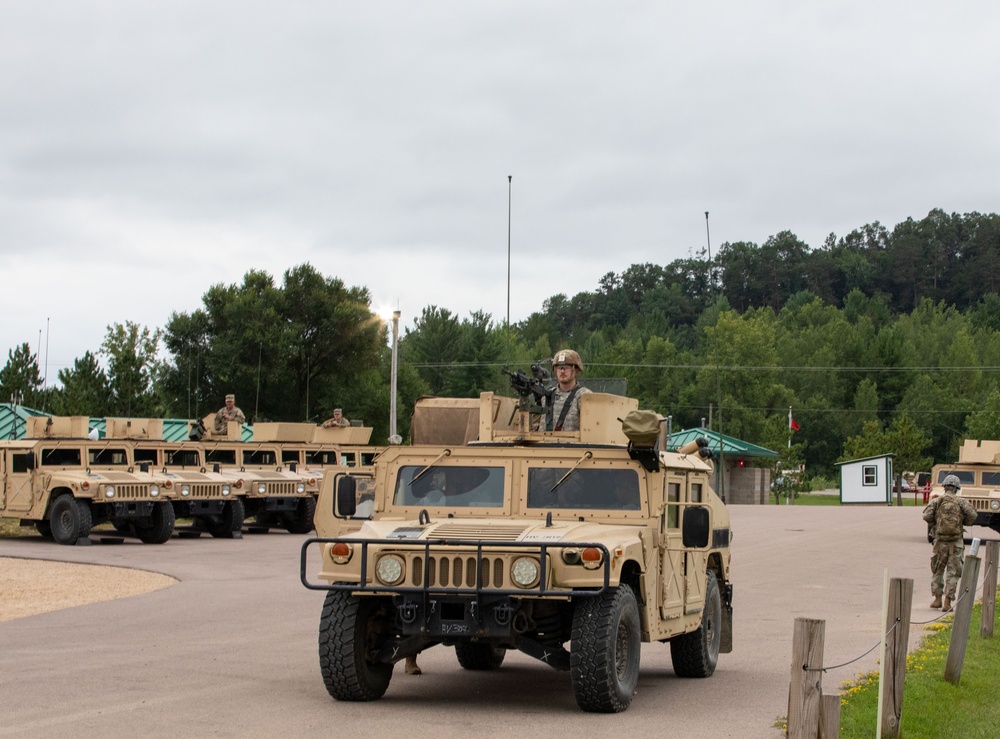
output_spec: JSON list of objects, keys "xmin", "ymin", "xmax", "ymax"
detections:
[
  {"xmin": 284, "ymin": 496, "xmax": 317, "ymax": 534},
  {"xmin": 50, "ymin": 494, "xmax": 92, "ymax": 545},
  {"xmin": 134, "ymin": 501, "xmax": 176, "ymax": 544},
  {"xmin": 570, "ymin": 584, "xmax": 640, "ymax": 713},
  {"xmin": 670, "ymin": 572, "xmax": 722, "ymax": 678},
  {"xmin": 206, "ymin": 498, "xmax": 245, "ymax": 538},
  {"xmin": 318, "ymin": 590, "xmax": 393, "ymax": 701},
  {"xmin": 455, "ymin": 642, "xmax": 506, "ymax": 670}
]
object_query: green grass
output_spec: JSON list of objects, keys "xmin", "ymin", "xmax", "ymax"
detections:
[
  {"xmin": 769, "ymin": 493, "xmax": 926, "ymax": 506},
  {"xmin": 837, "ymin": 596, "xmax": 1000, "ymax": 738}
]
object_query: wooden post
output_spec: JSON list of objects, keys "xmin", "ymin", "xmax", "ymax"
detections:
[
  {"xmin": 944, "ymin": 553, "xmax": 982, "ymax": 684},
  {"xmin": 879, "ymin": 578, "xmax": 913, "ymax": 738},
  {"xmin": 819, "ymin": 694, "xmax": 840, "ymax": 739},
  {"xmin": 982, "ymin": 541, "xmax": 998, "ymax": 639},
  {"xmin": 787, "ymin": 617, "xmax": 825, "ymax": 739}
]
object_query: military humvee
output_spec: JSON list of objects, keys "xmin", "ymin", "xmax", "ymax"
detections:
[
  {"xmin": 199, "ymin": 439, "xmax": 315, "ymax": 533},
  {"xmin": 927, "ymin": 439, "xmax": 1000, "ymax": 540},
  {"xmin": 302, "ymin": 388, "xmax": 733, "ymax": 713},
  {"xmin": 0, "ymin": 417, "xmax": 173, "ymax": 545}
]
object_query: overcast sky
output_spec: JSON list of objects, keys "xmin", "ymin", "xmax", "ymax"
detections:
[{"xmin": 2, "ymin": 1, "xmax": 998, "ymax": 383}]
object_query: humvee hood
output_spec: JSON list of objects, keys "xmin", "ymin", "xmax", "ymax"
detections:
[{"xmin": 352, "ymin": 517, "xmax": 642, "ymax": 548}]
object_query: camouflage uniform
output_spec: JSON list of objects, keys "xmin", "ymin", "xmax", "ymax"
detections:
[
  {"xmin": 214, "ymin": 403, "xmax": 246, "ymax": 433},
  {"xmin": 549, "ymin": 385, "xmax": 592, "ymax": 432},
  {"xmin": 322, "ymin": 414, "xmax": 350, "ymax": 428},
  {"xmin": 922, "ymin": 491, "xmax": 977, "ymax": 600}
]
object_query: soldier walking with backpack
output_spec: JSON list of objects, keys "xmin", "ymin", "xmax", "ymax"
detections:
[{"xmin": 922, "ymin": 474, "xmax": 978, "ymax": 611}]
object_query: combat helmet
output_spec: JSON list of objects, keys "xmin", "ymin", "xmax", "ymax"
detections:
[
  {"xmin": 942, "ymin": 474, "xmax": 961, "ymax": 491},
  {"xmin": 552, "ymin": 349, "xmax": 583, "ymax": 372}
]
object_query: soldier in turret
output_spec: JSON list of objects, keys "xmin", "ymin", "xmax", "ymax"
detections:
[
  {"xmin": 214, "ymin": 394, "xmax": 246, "ymax": 433},
  {"xmin": 548, "ymin": 349, "xmax": 592, "ymax": 432}
]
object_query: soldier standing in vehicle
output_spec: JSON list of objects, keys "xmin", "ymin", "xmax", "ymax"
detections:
[
  {"xmin": 922, "ymin": 475, "xmax": 977, "ymax": 611},
  {"xmin": 321, "ymin": 408, "xmax": 350, "ymax": 428},
  {"xmin": 547, "ymin": 349, "xmax": 592, "ymax": 432},
  {"xmin": 214, "ymin": 394, "xmax": 246, "ymax": 433}
]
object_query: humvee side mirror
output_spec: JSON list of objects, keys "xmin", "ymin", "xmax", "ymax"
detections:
[
  {"xmin": 682, "ymin": 505, "xmax": 710, "ymax": 548},
  {"xmin": 336, "ymin": 475, "xmax": 357, "ymax": 518}
]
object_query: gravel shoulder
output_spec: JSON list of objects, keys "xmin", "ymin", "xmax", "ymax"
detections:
[{"xmin": 0, "ymin": 556, "xmax": 177, "ymax": 622}]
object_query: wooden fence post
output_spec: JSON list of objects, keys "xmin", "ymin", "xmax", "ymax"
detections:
[
  {"xmin": 944, "ymin": 553, "xmax": 982, "ymax": 684},
  {"xmin": 982, "ymin": 541, "xmax": 998, "ymax": 639},
  {"xmin": 788, "ymin": 617, "xmax": 825, "ymax": 739},
  {"xmin": 819, "ymin": 693, "xmax": 840, "ymax": 739},
  {"xmin": 879, "ymin": 577, "xmax": 913, "ymax": 738}
]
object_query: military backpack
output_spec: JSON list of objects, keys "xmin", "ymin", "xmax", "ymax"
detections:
[{"xmin": 934, "ymin": 494, "xmax": 965, "ymax": 541}]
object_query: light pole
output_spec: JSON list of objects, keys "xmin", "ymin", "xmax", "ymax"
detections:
[{"xmin": 389, "ymin": 310, "xmax": 402, "ymax": 444}]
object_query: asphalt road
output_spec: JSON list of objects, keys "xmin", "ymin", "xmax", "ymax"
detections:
[{"xmin": 0, "ymin": 505, "xmax": 987, "ymax": 738}]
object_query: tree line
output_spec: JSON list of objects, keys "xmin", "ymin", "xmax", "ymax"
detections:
[{"xmin": 4, "ymin": 209, "xmax": 1000, "ymax": 480}]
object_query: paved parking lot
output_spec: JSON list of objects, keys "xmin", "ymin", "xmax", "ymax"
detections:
[{"xmin": 0, "ymin": 505, "xmax": 982, "ymax": 738}]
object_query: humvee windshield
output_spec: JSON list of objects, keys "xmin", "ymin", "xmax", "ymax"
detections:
[
  {"xmin": 89, "ymin": 448, "xmax": 129, "ymax": 466},
  {"xmin": 206, "ymin": 449, "xmax": 237, "ymax": 465},
  {"xmin": 937, "ymin": 469, "xmax": 975, "ymax": 486},
  {"xmin": 306, "ymin": 451, "xmax": 339, "ymax": 465},
  {"xmin": 526, "ymin": 467, "xmax": 641, "ymax": 510},
  {"xmin": 982, "ymin": 472, "xmax": 1000, "ymax": 486},
  {"xmin": 40, "ymin": 448, "xmax": 82, "ymax": 466},
  {"xmin": 393, "ymin": 465, "xmax": 505, "ymax": 507},
  {"xmin": 244, "ymin": 450, "xmax": 277, "ymax": 465},
  {"xmin": 167, "ymin": 449, "xmax": 201, "ymax": 466}
]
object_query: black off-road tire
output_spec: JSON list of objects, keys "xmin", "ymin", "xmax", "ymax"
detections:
[
  {"xmin": 318, "ymin": 590, "xmax": 394, "ymax": 701},
  {"xmin": 134, "ymin": 501, "xmax": 176, "ymax": 544},
  {"xmin": 49, "ymin": 494, "xmax": 92, "ymax": 545},
  {"xmin": 455, "ymin": 642, "xmax": 507, "ymax": 670},
  {"xmin": 283, "ymin": 496, "xmax": 317, "ymax": 534},
  {"xmin": 570, "ymin": 584, "xmax": 641, "ymax": 713},
  {"xmin": 670, "ymin": 572, "xmax": 722, "ymax": 678},
  {"xmin": 206, "ymin": 498, "xmax": 245, "ymax": 538}
]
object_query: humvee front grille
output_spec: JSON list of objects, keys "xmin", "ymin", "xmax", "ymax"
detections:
[
  {"xmin": 189, "ymin": 484, "xmax": 224, "ymax": 499},
  {"xmin": 970, "ymin": 498, "xmax": 997, "ymax": 512},
  {"xmin": 412, "ymin": 555, "xmax": 508, "ymax": 589},
  {"xmin": 250, "ymin": 482, "xmax": 298, "ymax": 496},
  {"xmin": 114, "ymin": 485, "xmax": 150, "ymax": 500}
]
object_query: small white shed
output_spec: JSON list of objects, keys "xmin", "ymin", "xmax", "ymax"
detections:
[{"xmin": 836, "ymin": 454, "xmax": 894, "ymax": 504}]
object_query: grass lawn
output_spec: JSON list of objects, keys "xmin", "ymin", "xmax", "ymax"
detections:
[
  {"xmin": 836, "ymin": 596, "xmax": 1000, "ymax": 738},
  {"xmin": 770, "ymin": 493, "xmax": 926, "ymax": 507}
]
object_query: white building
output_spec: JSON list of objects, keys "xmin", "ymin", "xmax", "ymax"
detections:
[{"xmin": 835, "ymin": 454, "xmax": 895, "ymax": 504}]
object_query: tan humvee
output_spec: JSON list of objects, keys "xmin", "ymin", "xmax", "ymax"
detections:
[
  {"xmin": 926, "ymin": 439, "xmax": 1000, "ymax": 540},
  {"xmin": 303, "ymin": 388, "xmax": 733, "ymax": 713},
  {"xmin": 199, "ymin": 439, "xmax": 316, "ymax": 533},
  {"xmin": 0, "ymin": 417, "xmax": 174, "ymax": 545}
]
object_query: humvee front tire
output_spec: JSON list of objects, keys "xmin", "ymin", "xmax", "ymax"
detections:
[
  {"xmin": 283, "ymin": 496, "xmax": 317, "ymax": 534},
  {"xmin": 670, "ymin": 572, "xmax": 721, "ymax": 678},
  {"xmin": 318, "ymin": 590, "xmax": 393, "ymax": 701},
  {"xmin": 50, "ymin": 494, "xmax": 92, "ymax": 545},
  {"xmin": 570, "ymin": 584, "xmax": 640, "ymax": 713},
  {"xmin": 206, "ymin": 498, "xmax": 245, "ymax": 538},
  {"xmin": 134, "ymin": 501, "xmax": 176, "ymax": 544},
  {"xmin": 455, "ymin": 642, "xmax": 506, "ymax": 670}
]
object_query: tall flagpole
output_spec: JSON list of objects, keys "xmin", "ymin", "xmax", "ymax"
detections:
[
  {"xmin": 788, "ymin": 406, "xmax": 792, "ymax": 449},
  {"xmin": 506, "ymin": 175, "xmax": 512, "ymax": 367}
]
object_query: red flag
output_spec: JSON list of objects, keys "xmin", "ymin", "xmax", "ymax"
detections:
[{"xmin": 790, "ymin": 418, "xmax": 800, "ymax": 431}]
